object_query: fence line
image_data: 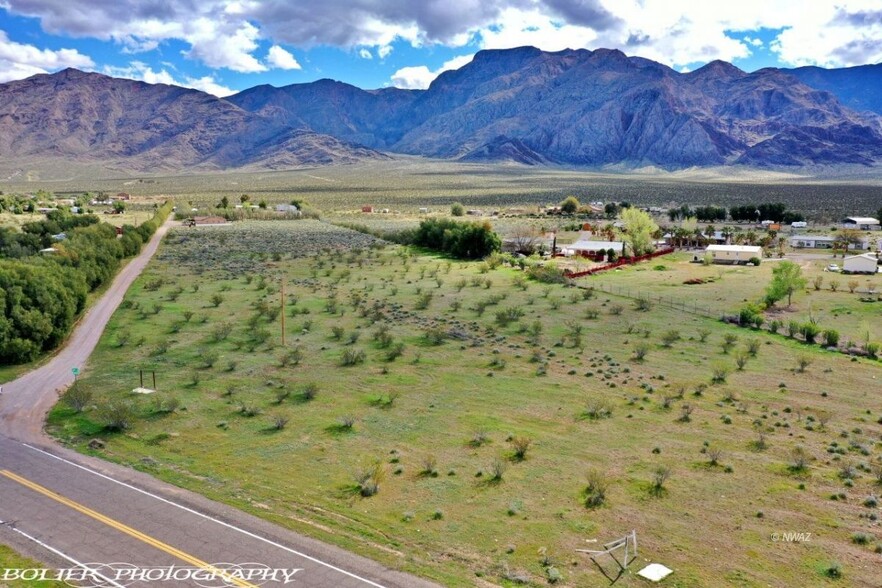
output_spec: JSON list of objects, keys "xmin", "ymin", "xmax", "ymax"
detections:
[
  {"xmin": 564, "ymin": 247, "xmax": 676, "ymax": 278},
  {"xmin": 589, "ymin": 282, "xmax": 718, "ymax": 319}
]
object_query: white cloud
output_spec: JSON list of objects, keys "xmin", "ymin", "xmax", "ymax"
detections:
[
  {"xmin": 391, "ymin": 53, "xmax": 474, "ymax": 89},
  {"xmin": 6, "ymin": 0, "xmax": 882, "ymax": 78},
  {"xmin": 102, "ymin": 61, "xmax": 236, "ymax": 97},
  {"xmin": 266, "ymin": 45, "xmax": 301, "ymax": 69},
  {"xmin": 0, "ymin": 30, "xmax": 93, "ymax": 82},
  {"xmin": 358, "ymin": 48, "xmax": 373, "ymax": 59}
]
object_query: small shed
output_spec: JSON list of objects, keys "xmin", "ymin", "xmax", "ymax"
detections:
[
  {"xmin": 843, "ymin": 252, "xmax": 879, "ymax": 274},
  {"xmin": 361, "ymin": 206, "xmax": 373, "ymax": 213},
  {"xmin": 842, "ymin": 217, "xmax": 881, "ymax": 231},
  {"xmin": 705, "ymin": 244, "xmax": 762, "ymax": 264}
]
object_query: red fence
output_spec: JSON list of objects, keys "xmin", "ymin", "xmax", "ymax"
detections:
[{"xmin": 564, "ymin": 247, "xmax": 675, "ymax": 278}]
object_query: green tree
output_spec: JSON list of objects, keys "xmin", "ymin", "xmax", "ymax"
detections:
[
  {"xmin": 219, "ymin": 196, "xmax": 229, "ymax": 209},
  {"xmin": 764, "ymin": 260, "xmax": 806, "ymax": 307},
  {"xmin": 450, "ymin": 202, "xmax": 464, "ymax": 217},
  {"xmin": 560, "ymin": 196, "xmax": 580, "ymax": 214},
  {"xmin": 621, "ymin": 208, "xmax": 659, "ymax": 256},
  {"xmin": 112, "ymin": 200, "xmax": 126, "ymax": 213}
]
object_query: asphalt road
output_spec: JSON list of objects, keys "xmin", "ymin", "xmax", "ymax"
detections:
[{"xmin": 0, "ymin": 219, "xmax": 439, "ymax": 588}]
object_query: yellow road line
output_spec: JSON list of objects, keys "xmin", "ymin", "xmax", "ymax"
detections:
[{"xmin": 1, "ymin": 469, "xmax": 257, "ymax": 588}]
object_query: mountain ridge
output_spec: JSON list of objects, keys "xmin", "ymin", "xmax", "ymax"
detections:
[{"xmin": 3, "ymin": 47, "xmax": 882, "ymax": 171}]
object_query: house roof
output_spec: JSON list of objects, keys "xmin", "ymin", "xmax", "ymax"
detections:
[
  {"xmin": 565, "ymin": 240, "xmax": 625, "ymax": 252},
  {"xmin": 706, "ymin": 244, "xmax": 762, "ymax": 253},
  {"xmin": 844, "ymin": 252, "xmax": 879, "ymax": 261},
  {"xmin": 843, "ymin": 217, "xmax": 880, "ymax": 224},
  {"xmin": 790, "ymin": 234, "xmax": 836, "ymax": 242}
]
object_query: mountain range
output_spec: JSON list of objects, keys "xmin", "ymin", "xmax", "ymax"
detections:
[{"xmin": 2, "ymin": 46, "xmax": 882, "ymax": 171}]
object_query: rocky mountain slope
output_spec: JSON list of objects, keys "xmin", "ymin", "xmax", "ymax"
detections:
[
  {"xmin": 0, "ymin": 69, "xmax": 387, "ymax": 171},
  {"xmin": 2, "ymin": 47, "xmax": 882, "ymax": 170}
]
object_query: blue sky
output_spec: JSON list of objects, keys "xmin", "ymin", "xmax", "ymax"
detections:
[{"xmin": 0, "ymin": 1, "xmax": 880, "ymax": 96}]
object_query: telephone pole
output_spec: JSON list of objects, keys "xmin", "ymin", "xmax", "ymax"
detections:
[{"xmin": 280, "ymin": 279, "xmax": 286, "ymax": 346}]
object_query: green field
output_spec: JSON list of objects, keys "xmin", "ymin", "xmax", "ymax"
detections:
[
  {"xmin": 587, "ymin": 252, "xmax": 881, "ymax": 352},
  {"xmin": 48, "ymin": 219, "xmax": 882, "ymax": 587}
]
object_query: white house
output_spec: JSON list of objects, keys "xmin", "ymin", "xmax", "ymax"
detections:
[
  {"xmin": 790, "ymin": 234, "xmax": 870, "ymax": 250},
  {"xmin": 843, "ymin": 253, "xmax": 879, "ymax": 274},
  {"xmin": 564, "ymin": 240, "xmax": 625, "ymax": 260},
  {"xmin": 704, "ymin": 244, "xmax": 763, "ymax": 264},
  {"xmin": 842, "ymin": 217, "xmax": 881, "ymax": 231}
]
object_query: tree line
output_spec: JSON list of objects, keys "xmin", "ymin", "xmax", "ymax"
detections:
[
  {"xmin": 668, "ymin": 202, "xmax": 805, "ymax": 223},
  {"xmin": 0, "ymin": 203, "xmax": 172, "ymax": 364}
]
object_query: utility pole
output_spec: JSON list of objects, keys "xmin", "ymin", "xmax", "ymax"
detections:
[{"xmin": 280, "ymin": 279, "xmax": 286, "ymax": 347}]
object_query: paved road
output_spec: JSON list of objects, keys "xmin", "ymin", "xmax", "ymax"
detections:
[{"xmin": 0, "ymin": 219, "xmax": 439, "ymax": 588}]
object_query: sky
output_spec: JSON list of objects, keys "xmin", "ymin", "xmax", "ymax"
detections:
[{"xmin": 0, "ymin": 1, "xmax": 881, "ymax": 96}]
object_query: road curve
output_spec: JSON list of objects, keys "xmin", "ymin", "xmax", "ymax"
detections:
[{"xmin": 0, "ymin": 219, "xmax": 440, "ymax": 588}]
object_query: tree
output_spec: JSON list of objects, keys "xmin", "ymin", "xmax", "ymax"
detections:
[
  {"xmin": 835, "ymin": 228, "xmax": 863, "ymax": 256},
  {"xmin": 240, "ymin": 194, "xmax": 250, "ymax": 204},
  {"xmin": 112, "ymin": 200, "xmax": 126, "ymax": 213},
  {"xmin": 560, "ymin": 196, "xmax": 580, "ymax": 214},
  {"xmin": 621, "ymin": 207, "xmax": 658, "ymax": 256},
  {"xmin": 219, "ymin": 196, "xmax": 229, "ymax": 209},
  {"xmin": 764, "ymin": 260, "xmax": 806, "ymax": 307},
  {"xmin": 450, "ymin": 202, "xmax": 464, "ymax": 217}
]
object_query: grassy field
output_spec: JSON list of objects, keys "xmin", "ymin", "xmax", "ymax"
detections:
[
  {"xmin": 48, "ymin": 219, "xmax": 882, "ymax": 587},
  {"xmin": 3, "ymin": 159, "xmax": 882, "ymax": 221},
  {"xmin": 0, "ymin": 545, "xmax": 67, "ymax": 588},
  {"xmin": 588, "ymin": 252, "xmax": 881, "ymax": 351}
]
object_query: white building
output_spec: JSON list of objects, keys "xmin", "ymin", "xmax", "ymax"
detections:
[
  {"xmin": 704, "ymin": 244, "xmax": 763, "ymax": 264},
  {"xmin": 842, "ymin": 217, "xmax": 881, "ymax": 231},
  {"xmin": 843, "ymin": 253, "xmax": 879, "ymax": 274},
  {"xmin": 790, "ymin": 234, "xmax": 871, "ymax": 250},
  {"xmin": 564, "ymin": 240, "xmax": 625, "ymax": 259}
]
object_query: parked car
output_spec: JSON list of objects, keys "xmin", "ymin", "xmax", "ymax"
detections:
[{"xmin": 826, "ymin": 263, "xmax": 840, "ymax": 272}]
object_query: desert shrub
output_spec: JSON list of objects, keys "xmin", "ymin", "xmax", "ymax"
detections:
[
  {"xmin": 633, "ymin": 342, "xmax": 650, "ymax": 361},
  {"xmin": 584, "ymin": 470, "xmax": 609, "ymax": 508},
  {"xmin": 270, "ymin": 415, "xmax": 289, "ymax": 430},
  {"xmin": 582, "ymin": 400, "xmax": 613, "ymax": 420},
  {"xmin": 823, "ymin": 329, "xmax": 840, "ymax": 347},
  {"xmin": 209, "ymin": 293, "xmax": 224, "ymax": 307},
  {"xmin": 789, "ymin": 446, "xmax": 810, "ymax": 472},
  {"xmin": 660, "ymin": 330, "xmax": 680, "ymax": 347},
  {"xmin": 526, "ymin": 263, "xmax": 567, "ymax": 284},
  {"xmin": 98, "ymin": 401, "xmax": 136, "ymax": 431},
  {"xmin": 650, "ymin": 466, "xmax": 671, "ymax": 495},
  {"xmin": 734, "ymin": 350, "xmax": 749, "ymax": 370},
  {"xmin": 678, "ymin": 404, "xmax": 694, "ymax": 422},
  {"xmin": 796, "ymin": 355, "xmax": 813, "ymax": 373},
  {"xmin": 634, "ymin": 296, "xmax": 652, "ymax": 311},
  {"xmin": 385, "ymin": 341, "xmax": 405, "ymax": 361},
  {"xmin": 423, "ymin": 327, "xmax": 447, "ymax": 345},
  {"xmin": 711, "ymin": 364, "xmax": 730, "ymax": 383},
  {"xmin": 302, "ymin": 382, "xmax": 319, "ymax": 401},
  {"xmin": 62, "ymin": 384, "xmax": 93, "ymax": 413},
  {"xmin": 510, "ymin": 436, "xmax": 532, "ymax": 460},
  {"xmin": 340, "ymin": 348, "xmax": 366, "ymax": 366},
  {"xmin": 746, "ymin": 339, "xmax": 761, "ymax": 356},
  {"xmin": 420, "ymin": 455, "xmax": 439, "ymax": 477},
  {"xmin": 799, "ymin": 323, "xmax": 820, "ymax": 344},
  {"xmin": 489, "ymin": 457, "xmax": 507, "ymax": 481},
  {"xmin": 353, "ymin": 461, "xmax": 384, "ymax": 497}
]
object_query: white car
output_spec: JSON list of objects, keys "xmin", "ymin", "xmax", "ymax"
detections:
[{"xmin": 826, "ymin": 264, "xmax": 840, "ymax": 272}]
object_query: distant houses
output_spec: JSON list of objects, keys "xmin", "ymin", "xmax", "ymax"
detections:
[
  {"xmin": 843, "ymin": 252, "xmax": 879, "ymax": 274},
  {"xmin": 703, "ymin": 244, "xmax": 763, "ymax": 264}
]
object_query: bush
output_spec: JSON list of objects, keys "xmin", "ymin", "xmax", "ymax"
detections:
[
  {"xmin": 650, "ymin": 465, "xmax": 671, "ymax": 495},
  {"xmin": 799, "ymin": 323, "xmax": 820, "ymax": 344},
  {"xmin": 748, "ymin": 256, "xmax": 761, "ymax": 266},
  {"xmin": 633, "ymin": 342, "xmax": 650, "ymax": 361},
  {"xmin": 560, "ymin": 196, "xmax": 580, "ymax": 214},
  {"xmin": 353, "ymin": 462, "xmax": 384, "ymax": 497},
  {"xmin": 584, "ymin": 470, "xmax": 608, "ymax": 508},
  {"xmin": 98, "ymin": 401, "xmax": 136, "ymax": 431},
  {"xmin": 823, "ymin": 329, "xmax": 840, "ymax": 347},
  {"xmin": 450, "ymin": 202, "xmax": 464, "ymax": 216},
  {"xmin": 62, "ymin": 384, "xmax": 92, "ymax": 413},
  {"xmin": 340, "ymin": 348, "xmax": 366, "ymax": 366},
  {"xmin": 510, "ymin": 436, "xmax": 532, "ymax": 460}
]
